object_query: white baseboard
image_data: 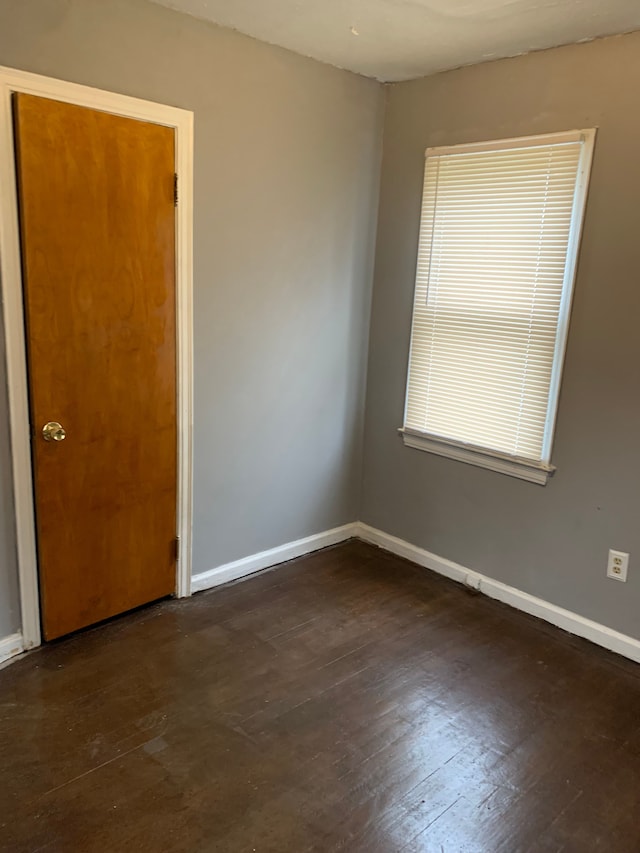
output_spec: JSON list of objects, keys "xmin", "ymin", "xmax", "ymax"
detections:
[
  {"xmin": 5, "ymin": 519, "xmax": 635, "ymax": 669},
  {"xmin": 355, "ymin": 522, "xmax": 640, "ymax": 665},
  {"xmin": 0, "ymin": 632, "xmax": 24, "ymax": 665},
  {"xmin": 191, "ymin": 523, "xmax": 358, "ymax": 594}
]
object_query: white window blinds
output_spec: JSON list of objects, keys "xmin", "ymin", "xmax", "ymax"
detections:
[{"xmin": 403, "ymin": 131, "xmax": 594, "ymax": 468}]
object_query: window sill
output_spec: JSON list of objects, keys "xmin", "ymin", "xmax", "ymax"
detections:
[{"xmin": 399, "ymin": 428, "xmax": 555, "ymax": 486}]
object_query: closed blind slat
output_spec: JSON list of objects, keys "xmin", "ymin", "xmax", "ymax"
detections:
[{"xmin": 404, "ymin": 137, "xmax": 586, "ymax": 462}]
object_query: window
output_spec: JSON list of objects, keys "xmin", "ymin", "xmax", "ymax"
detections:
[{"xmin": 401, "ymin": 130, "xmax": 595, "ymax": 484}]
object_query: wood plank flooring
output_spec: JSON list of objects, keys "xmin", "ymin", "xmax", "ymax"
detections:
[{"xmin": 2, "ymin": 539, "xmax": 640, "ymax": 852}]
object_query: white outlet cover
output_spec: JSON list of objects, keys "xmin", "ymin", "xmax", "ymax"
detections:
[{"xmin": 607, "ymin": 549, "xmax": 629, "ymax": 582}]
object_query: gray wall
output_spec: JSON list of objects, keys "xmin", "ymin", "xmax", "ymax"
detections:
[
  {"xmin": 362, "ymin": 31, "xmax": 640, "ymax": 639},
  {"xmin": 0, "ymin": 0, "xmax": 383, "ymax": 635},
  {"xmin": 2, "ymin": 2, "xmax": 638, "ymax": 647}
]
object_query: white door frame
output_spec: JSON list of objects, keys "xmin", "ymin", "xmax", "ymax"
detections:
[{"xmin": 0, "ymin": 66, "xmax": 194, "ymax": 651}]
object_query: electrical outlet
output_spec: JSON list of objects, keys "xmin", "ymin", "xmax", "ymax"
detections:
[{"xmin": 607, "ymin": 549, "xmax": 629, "ymax": 582}]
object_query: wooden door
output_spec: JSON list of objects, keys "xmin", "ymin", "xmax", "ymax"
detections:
[{"xmin": 13, "ymin": 94, "xmax": 178, "ymax": 640}]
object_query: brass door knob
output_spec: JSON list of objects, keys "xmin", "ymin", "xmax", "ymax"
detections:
[{"xmin": 42, "ymin": 422, "xmax": 66, "ymax": 442}]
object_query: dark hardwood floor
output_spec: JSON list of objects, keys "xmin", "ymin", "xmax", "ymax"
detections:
[{"xmin": 2, "ymin": 539, "xmax": 640, "ymax": 852}]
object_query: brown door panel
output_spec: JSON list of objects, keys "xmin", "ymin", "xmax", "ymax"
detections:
[{"xmin": 14, "ymin": 94, "xmax": 177, "ymax": 639}]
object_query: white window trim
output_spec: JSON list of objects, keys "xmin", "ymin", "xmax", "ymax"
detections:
[
  {"xmin": 401, "ymin": 129, "xmax": 597, "ymax": 484},
  {"xmin": 399, "ymin": 428, "xmax": 555, "ymax": 485}
]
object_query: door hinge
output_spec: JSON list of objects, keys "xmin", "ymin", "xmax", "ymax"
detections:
[
  {"xmin": 173, "ymin": 173, "xmax": 178, "ymax": 207},
  {"xmin": 174, "ymin": 536, "xmax": 180, "ymax": 561}
]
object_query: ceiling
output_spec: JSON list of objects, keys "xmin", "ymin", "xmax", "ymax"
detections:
[{"xmin": 149, "ymin": 0, "xmax": 640, "ymax": 82}]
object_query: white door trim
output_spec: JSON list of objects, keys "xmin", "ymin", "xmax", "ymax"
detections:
[{"xmin": 0, "ymin": 66, "xmax": 194, "ymax": 650}]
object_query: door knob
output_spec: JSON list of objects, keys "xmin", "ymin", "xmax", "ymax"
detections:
[{"xmin": 42, "ymin": 422, "xmax": 66, "ymax": 442}]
